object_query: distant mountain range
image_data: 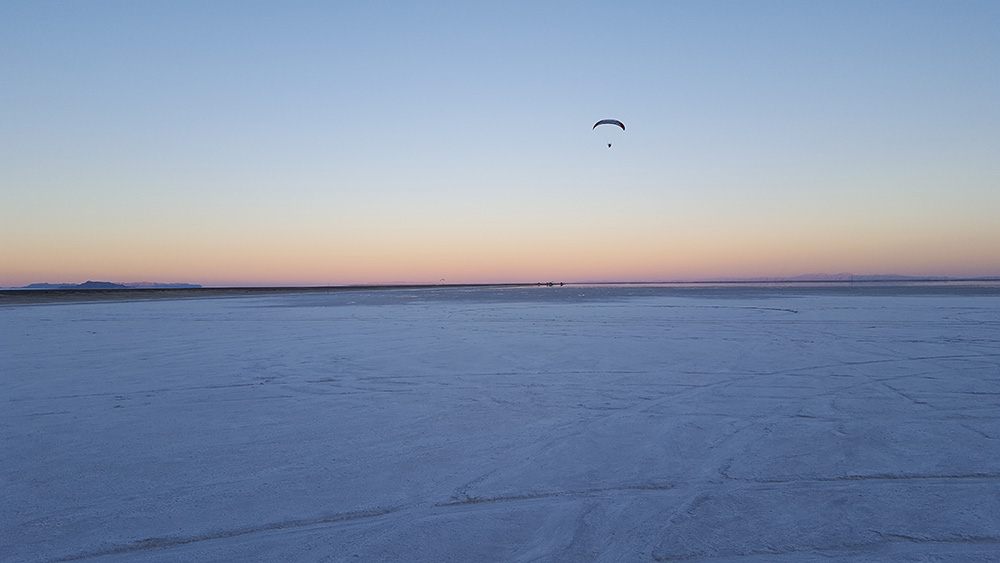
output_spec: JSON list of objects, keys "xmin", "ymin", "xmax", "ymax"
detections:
[
  {"xmin": 20, "ymin": 281, "xmax": 202, "ymax": 290},
  {"xmin": 585, "ymin": 273, "xmax": 1000, "ymax": 284},
  {"xmin": 758, "ymin": 273, "xmax": 1000, "ymax": 282},
  {"xmin": 10, "ymin": 274, "xmax": 1000, "ymax": 290}
]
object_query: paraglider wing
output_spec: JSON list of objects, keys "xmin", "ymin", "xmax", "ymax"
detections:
[{"xmin": 592, "ymin": 119, "xmax": 625, "ymax": 132}]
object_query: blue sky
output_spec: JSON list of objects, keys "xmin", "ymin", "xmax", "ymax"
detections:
[{"xmin": 2, "ymin": 1, "xmax": 999, "ymax": 285}]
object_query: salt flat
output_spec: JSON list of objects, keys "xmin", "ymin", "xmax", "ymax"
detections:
[{"xmin": 2, "ymin": 285, "xmax": 1000, "ymax": 562}]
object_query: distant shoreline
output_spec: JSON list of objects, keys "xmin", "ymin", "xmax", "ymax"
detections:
[
  {"xmin": 0, "ymin": 283, "xmax": 533, "ymax": 305},
  {"xmin": 581, "ymin": 277, "xmax": 1000, "ymax": 285},
  {"xmin": 3, "ymin": 279, "xmax": 1000, "ymax": 306}
]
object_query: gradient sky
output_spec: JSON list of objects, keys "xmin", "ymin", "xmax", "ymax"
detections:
[{"xmin": 2, "ymin": 1, "xmax": 999, "ymax": 286}]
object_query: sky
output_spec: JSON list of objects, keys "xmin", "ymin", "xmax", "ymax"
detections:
[{"xmin": 2, "ymin": 1, "xmax": 999, "ymax": 286}]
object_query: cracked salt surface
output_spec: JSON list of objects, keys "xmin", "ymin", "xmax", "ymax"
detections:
[{"xmin": 2, "ymin": 285, "xmax": 1000, "ymax": 561}]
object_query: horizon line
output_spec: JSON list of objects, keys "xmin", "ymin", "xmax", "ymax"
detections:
[{"xmin": 6, "ymin": 274, "xmax": 1000, "ymax": 291}]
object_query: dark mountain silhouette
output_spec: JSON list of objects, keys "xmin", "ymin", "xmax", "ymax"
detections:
[
  {"xmin": 21, "ymin": 281, "xmax": 201, "ymax": 290},
  {"xmin": 23, "ymin": 281, "xmax": 126, "ymax": 289},
  {"xmin": 78, "ymin": 281, "xmax": 128, "ymax": 289}
]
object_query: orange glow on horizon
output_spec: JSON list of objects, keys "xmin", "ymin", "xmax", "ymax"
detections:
[{"xmin": 5, "ymin": 218, "xmax": 999, "ymax": 287}]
